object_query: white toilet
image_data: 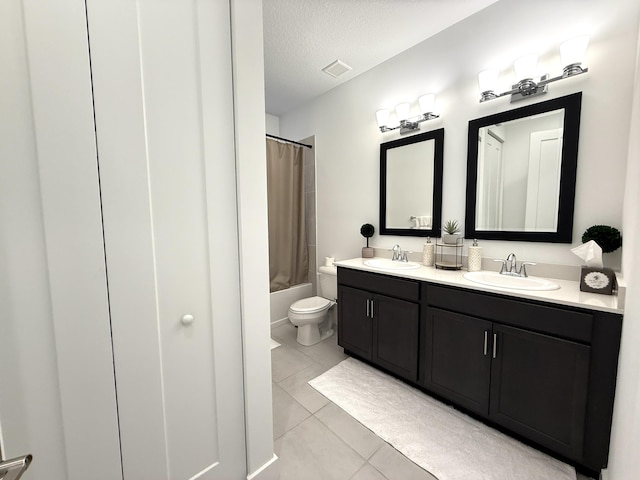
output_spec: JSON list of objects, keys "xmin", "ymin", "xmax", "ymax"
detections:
[{"xmin": 288, "ymin": 265, "xmax": 337, "ymax": 346}]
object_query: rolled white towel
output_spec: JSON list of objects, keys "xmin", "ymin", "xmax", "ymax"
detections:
[{"xmin": 419, "ymin": 215, "xmax": 432, "ymax": 227}]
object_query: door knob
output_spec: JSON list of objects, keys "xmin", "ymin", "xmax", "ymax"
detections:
[
  {"xmin": 0, "ymin": 454, "xmax": 32, "ymax": 480},
  {"xmin": 181, "ymin": 314, "xmax": 194, "ymax": 326}
]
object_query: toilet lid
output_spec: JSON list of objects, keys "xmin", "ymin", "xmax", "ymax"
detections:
[{"xmin": 290, "ymin": 296, "xmax": 333, "ymax": 314}]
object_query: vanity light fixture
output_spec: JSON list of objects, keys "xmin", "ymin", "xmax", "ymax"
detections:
[
  {"xmin": 376, "ymin": 93, "xmax": 439, "ymax": 134},
  {"xmin": 478, "ymin": 36, "xmax": 590, "ymax": 103}
]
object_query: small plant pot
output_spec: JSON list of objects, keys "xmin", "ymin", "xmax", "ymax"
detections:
[
  {"xmin": 362, "ymin": 247, "xmax": 374, "ymax": 258},
  {"xmin": 442, "ymin": 234, "xmax": 461, "ymax": 245}
]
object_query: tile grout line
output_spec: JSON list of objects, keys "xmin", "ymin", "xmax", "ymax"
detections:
[{"xmin": 272, "ymin": 324, "xmax": 434, "ymax": 480}]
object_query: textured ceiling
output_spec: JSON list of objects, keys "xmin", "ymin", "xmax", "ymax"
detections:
[{"xmin": 263, "ymin": 0, "xmax": 498, "ymax": 116}]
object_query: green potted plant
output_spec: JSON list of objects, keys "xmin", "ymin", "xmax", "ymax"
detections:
[
  {"xmin": 581, "ymin": 225, "xmax": 622, "ymax": 254},
  {"xmin": 360, "ymin": 223, "xmax": 375, "ymax": 258},
  {"xmin": 442, "ymin": 219, "xmax": 462, "ymax": 244}
]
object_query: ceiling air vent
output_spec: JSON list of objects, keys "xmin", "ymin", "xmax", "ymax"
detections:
[{"xmin": 322, "ymin": 59, "xmax": 352, "ymax": 78}]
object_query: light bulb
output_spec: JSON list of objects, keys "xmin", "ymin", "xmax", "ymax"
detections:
[
  {"xmin": 561, "ymin": 36, "xmax": 589, "ymax": 72},
  {"xmin": 418, "ymin": 94, "xmax": 435, "ymax": 114},
  {"xmin": 376, "ymin": 109, "xmax": 390, "ymax": 128},
  {"xmin": 478, "ymin": 69, "xmax": 499, "ymax": 93},
  {"xmin": 514, "ymin": 53, "xmax": 538, "ymax": 81},
  {"xmin": 395, "ymin": 103, "xmax": 411, "ymax": 121}
]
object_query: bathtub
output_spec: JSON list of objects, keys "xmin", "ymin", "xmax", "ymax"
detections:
[{"xmin": 270, "ymin": 282, "xmax": 313, "ymax": 327}]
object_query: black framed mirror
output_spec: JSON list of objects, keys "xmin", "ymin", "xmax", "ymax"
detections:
[
  {"xmin": 465, "ymin": 93, "xmax": 582, "ymax": 243},
  {"xmin": 380, "ymin": 128, "xmax": 444, "ymax": 237}
]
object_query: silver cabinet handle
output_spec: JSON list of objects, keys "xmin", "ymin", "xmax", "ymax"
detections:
[
  {"xmin": 370, "ymin": 299, "xmax": 374, "ymax": 318},
  {"xmin": 483, "ymin": 331, "xmax": 488, "ymax": 356},
  {"xmin": 492, "ymin": 333, "xmax": 498, "ymax": 359},
  {"xmin": 366, "ymin": 299, "xmax": 370, "ymax": 318}
]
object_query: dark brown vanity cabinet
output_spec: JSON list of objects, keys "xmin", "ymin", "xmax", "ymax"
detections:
[
  {"xmin": 336, "ymin": 266, "xmax": 622, "ymax": 474},
  {"xmin": 337, "ymin": 268, "xmax": 420, "ymax": 382},
  {"xmin": 337, "ymin": 285, "xmax": 373, "ymax": 359},
  {"xmin": 423, "ymin": 284, "xmax": 622, "ymax": 473},
  {"xmin": 424, "ymin": 307, "xmax": 590, "ymax": 459},
  {"xmin": 423, "ymin": 308, "xmax": 492, "ymax": 415},
  {"xmin": 490, "ymin": 323, "xmax": 590, "ymax": 460}
]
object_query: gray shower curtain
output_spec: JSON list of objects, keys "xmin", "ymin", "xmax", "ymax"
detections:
[{"xmin": 266, "ymin": 138, "xmax": 309, "ymax": 292}]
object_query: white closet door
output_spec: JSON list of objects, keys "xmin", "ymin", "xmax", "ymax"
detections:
[
  {"xmin": 525, "ymin": 129, "xmax": 564, "ymax": 232},
  {"xmin": 86, "ymin": 1, "xmax": 246, "ymax": 479},
  {"xmin": 1, "ymin": 1, "xmax": 122, "ymax": 478}
]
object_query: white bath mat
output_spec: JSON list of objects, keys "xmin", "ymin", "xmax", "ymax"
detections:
[
  {"xmin": 270, "ymin": 338, "xmax": 281, "ymax": 350},
  {"xmin": 309, "ymin": 358, "xmax": 576, "ymax": 480}
]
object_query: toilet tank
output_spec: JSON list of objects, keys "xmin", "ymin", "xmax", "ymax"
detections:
[{"xmin": 318, "ymin": 265, "xmax": 337, "ymax": 300}]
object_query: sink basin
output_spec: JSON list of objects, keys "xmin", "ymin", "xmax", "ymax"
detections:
[
  {"xmin": 364, "ymin": 258, "xmax": 421, "ymax": 270},
  {"xmin": 463, "ymin": 271, "xmax": 560, "ymax": 291}
]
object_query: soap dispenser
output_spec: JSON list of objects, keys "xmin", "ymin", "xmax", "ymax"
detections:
[
  {"xmin": 467, "ymin": 239, "xmax": 482, "ymax": 272},
  {"xmin": 423, "ymin": 237, "xmax": 434, "ymax": 267}
]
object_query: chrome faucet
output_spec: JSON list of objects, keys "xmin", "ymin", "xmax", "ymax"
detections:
[
  {"xmin": 390, "ymin": 244, "xmax": 409, "ymax": 262},
  {"xmin": 494, "ymin": 253, "xmax": 536, "ymax": 277}
]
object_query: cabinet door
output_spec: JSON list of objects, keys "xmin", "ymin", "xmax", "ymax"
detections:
[
  {"xmin": 423, "ymin": 308, "xmax": 492, "ymax": 415},
  {"xmin": 372, "ymin": 294, "xmax": 419, "ymax": 381},
  {"xmin": 490, "ymin": 324, "xmax": 590, "ymax": 460},
  {"xmin": 338, "ymin": 286, "xmax": 373, "ymax": 360}
]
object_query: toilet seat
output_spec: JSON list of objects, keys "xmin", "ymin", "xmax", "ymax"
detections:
[{"xmin": 290, "ymin": 296, "xmax": 333, "ymax": 314}]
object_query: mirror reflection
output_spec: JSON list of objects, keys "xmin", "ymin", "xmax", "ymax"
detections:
[
  {"xmin": 465, "ymin": 93, "xmax": 582, "ymax": 243},
  {"xmin": 380, "ymin": 128, "xmax": 443, "ymax": 237},
  {"xmin": 386, "ymin": 139, "xmax": 434, "ymax": 229},
  {"xmin": 476, "ymin": 109, "xmax": 564, "ymax": 232}
]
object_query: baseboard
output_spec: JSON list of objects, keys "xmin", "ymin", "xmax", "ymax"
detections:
[
  {"xmin": 270, "ymin": 317, "xmax": 290, "ymax": 329},
  {"xmin": 246, "ymin": 454, "xmax": 279, "ymax": 480}
]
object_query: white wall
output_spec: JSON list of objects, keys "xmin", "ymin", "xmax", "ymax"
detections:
[
  {"xmin": 278, "ymin": 0, "xmax": 639, "ymax": 272},
  {"xmin": 266, "ymin": 113, "xmax": 280, "ymax": 135},
  {"xmin": 231, "ymin": 1, "xmax": 279, "ymax": 478},
  {"xmin": 606, "ymin": 21, "xmax": 640, "ymax": 480}
]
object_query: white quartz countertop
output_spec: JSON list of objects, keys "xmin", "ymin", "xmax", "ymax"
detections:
[{"xmin": 334, "ymin": 257, "xmax": 624, "ymax": 314}]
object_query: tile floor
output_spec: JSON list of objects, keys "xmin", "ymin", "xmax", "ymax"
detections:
[{"xmin": 271, "ymin": 323, "xmax": 592, "ymax": 480}]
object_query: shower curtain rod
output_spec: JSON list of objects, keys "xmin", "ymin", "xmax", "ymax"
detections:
[{"xmin": 266, "ymin": 133, "xmax": 312, "ymax": 149}]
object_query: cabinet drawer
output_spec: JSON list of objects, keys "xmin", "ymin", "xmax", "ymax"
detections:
[
  {"xmin": 426, "ymin": 285, "xmax": 592, "ymax": 343},
  {"xmin": 338, "ymin": 267, "xmax": 420, "ymax": 302}
]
